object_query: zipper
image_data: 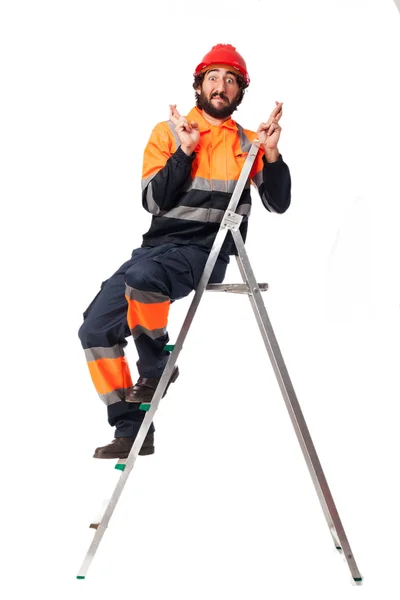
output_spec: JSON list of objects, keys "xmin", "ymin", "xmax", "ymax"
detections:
[{"xmin": 209, "ymin": 142, "xmax": 213, "ymax": 190}]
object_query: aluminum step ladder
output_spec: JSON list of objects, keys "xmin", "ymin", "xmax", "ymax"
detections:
[{"xmin": 77, "ymin": 140, "xmax": 363, "ymax": 584}]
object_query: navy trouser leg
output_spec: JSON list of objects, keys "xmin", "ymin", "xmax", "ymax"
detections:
[
  {"xmin": 125, "ymin": 244, "xmax": 229, "ymax": 378},
  {"xmin": 78, "ymin": 243, "xmax": 229, "ymax": 437},
  {"xmin": 78, "ymin": 256, "xmax": 156, "ymax": 439}
]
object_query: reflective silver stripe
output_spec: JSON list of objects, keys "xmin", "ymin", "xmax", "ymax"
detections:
[
  {"xmin": 260, "ymin": 192, "xmax": 275, "ymax": 211},
  {"xmin": 236, "ymin": 203, "xmax": 251, "ymax": 216},
  {"xmin": 125, "ymin": 285, "xmax": 170, "ymax": 304},
  {"xmin": 163, "ymin": 204, "xmax": 250, "ymax": 222},
  {"xmin": 85, "ymin": 345, "xmax": 125, "ymax": 362},
  {"xmin": 183, "ymin": 176, "xmax": 211, "ymax": 192},
  {"xmin": 142, "ymin": 118, "xmax": 180, "ymax": 213},
  {"xmin": 99, "ymin": 389, "xmax": 126, "ymax": 406},
  {"xmin": 251, "ymin": 171, "xmax": 274, "ymax": 211},
  {"xmin": 252, "ymin": 171, "xmax": 263, "ymax": 188},
  {"xmin": 144, "ymin": 182, "xmax": 163, "ymax": 215},
  {"xmin": 141, "ymin": 173, "xmax": 158, "ymax": 191},
  {"xmin": 131, "ymin": 324, "xmax": 168, "ymax": 340},
  {"xmin": 167, "ymin": 120, "xmax": 181, "ymax": 150},
  {"xmin": 183, "ymin": 176, "xmax": 251, "ymax": 194},
  {"xmin": 163, "ymin": 206, "xmax": 223, "ymax": 223},
  {"xmin": 211, "ymin": 179, "xmax": 236, "ymax": 193},
  {"xmin": 236, "ymin": 123, "xmax": 252, "ymax": 154}
]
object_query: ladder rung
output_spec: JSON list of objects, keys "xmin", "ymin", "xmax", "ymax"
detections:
[
  {"xmin": 89, "ymin": 499, "xmax": 109, "ymax": 531},
  {"xmin": 206, "ymin": 283, "xmax": 268, "ymax": 294}
]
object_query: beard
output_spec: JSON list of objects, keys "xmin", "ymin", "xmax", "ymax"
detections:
[{"xmin": 197, "ymin": 89, "xmax": 241, "ymax": 119}]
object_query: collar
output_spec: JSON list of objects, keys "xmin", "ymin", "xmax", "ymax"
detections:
[{"xmin": 187, "ymin": 106, "xmax": 238, "ymax": 133}]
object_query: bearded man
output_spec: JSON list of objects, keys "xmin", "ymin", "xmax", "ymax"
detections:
[{"xmin": 78, "ymin": 43, "xmax": 292, "ymax": 459}]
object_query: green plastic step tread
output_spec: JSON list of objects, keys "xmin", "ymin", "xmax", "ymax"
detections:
[
  {"xmin": 139, "ymin": 403, "xmax": 151, "ymax": 411},
  {"xmin": 164, "ymin": 345, "xmax": 175, "ymax": 351},
  {"xmin": 115, "ymin": 463, "xmax": 126, "ymax": 471}
]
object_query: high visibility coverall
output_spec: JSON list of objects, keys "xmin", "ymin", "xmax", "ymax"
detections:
[{"xmin": 78, "ymin": 106, "xmax": 291, "ymax": 438}]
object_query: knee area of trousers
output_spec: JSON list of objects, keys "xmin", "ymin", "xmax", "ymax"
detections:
[
  {"xmin": 78, "ymin": 318, "xmax": 103, "ymax": 347},
  {"xmin": 78, "ymin": 319, "xmax": 91, "ymax": 344},
  {"xmin": 78, "ymin": 321, "xmax": 112, "ymax": 349},
  {"xmin": 125, "ymin": 260, "xmax": 166, "ymax": 292}
]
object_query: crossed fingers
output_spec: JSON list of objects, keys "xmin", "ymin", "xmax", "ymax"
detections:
[
  {"xmin": 265, "ymin": 101, "xmax": 283, "ymax": 129},
  {"xmin": 169, "ymin": 104, "xmax": 191, "ymax": 131},
  {"xmin": 258, "ymin": 101, "xmax": 283, "ymax": 137},
  {"xmin": 271, "ymin": 101, "xmax": 283, "ymax": 122}
]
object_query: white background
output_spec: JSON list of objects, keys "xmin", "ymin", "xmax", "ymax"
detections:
[{"xmin": 1, "ymin": 0, "xmax": 400, "ymax": 598}]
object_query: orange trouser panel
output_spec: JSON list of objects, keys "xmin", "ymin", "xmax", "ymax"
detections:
[
  {"xmin": 126, "ymin": 296, "xmax": 170, "ymax": 332},
  {"xmin": 87, "ymin": 356, "xmax": 133, "ymax": 395}
]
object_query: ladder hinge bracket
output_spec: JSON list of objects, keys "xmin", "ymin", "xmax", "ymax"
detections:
[{"xmin": 221, "ymin": 210, "xmax": 243, "ymax": 232}]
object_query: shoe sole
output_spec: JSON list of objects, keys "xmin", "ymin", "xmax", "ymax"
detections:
[{"xmin": 93, "ymin": 446, "xmax": 154, "ymax": 459}]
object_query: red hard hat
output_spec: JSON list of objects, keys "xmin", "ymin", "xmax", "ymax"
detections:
[{"xmin": 194, "ymin": 44, "xmax": 250, "ymax": 86}]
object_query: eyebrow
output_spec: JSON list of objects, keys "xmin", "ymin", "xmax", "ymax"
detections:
[{"xmin": 207, "ymin": 69, "xmax": 238, "ymax": 79}]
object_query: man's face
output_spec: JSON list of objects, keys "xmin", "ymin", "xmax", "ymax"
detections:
[{"xmin": 196, "ymin": 68, "xmax": 241, "ymax": 119}]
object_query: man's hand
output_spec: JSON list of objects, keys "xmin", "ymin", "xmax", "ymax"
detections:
[
  {"xmin": 257, "ymin": 102, "xmax": 283, "ymax": 161},
  {"xmin": 169, "ymin": 104, "xmax": 200, "ymax": 156}
]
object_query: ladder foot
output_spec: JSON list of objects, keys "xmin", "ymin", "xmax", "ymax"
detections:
[
  {"xmin": 77, "ymin": 576, "xmax": 86, "ymax": 580},
  {"xmin": 353, "ymin": 577, "xmax": 363, "ymax": 585}
]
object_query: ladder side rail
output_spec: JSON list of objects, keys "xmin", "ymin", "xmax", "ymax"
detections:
[
  {"xmin": 77, "ymin": 225, "xmax": 231, "ymax": 579},
  {"xmin": 77, "ymin": 142, "xmax": 261, "ymax": 579},
  {"xmin": 231, "ymin": 228, "xmax": 362, "ymax": 582}
]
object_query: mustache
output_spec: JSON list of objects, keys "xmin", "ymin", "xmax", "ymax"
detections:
[{"xmin": 211, "ymin": 92, "xmax": 229, "ymax": 102}]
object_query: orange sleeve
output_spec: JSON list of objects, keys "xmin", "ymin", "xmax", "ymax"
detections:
[
  {"xmin": 142, "ymin": 122, "xmax": 176, "ymax": 181},
  {"xmin": 250, "ymin": 144, "xmax": 266, "ymax": 181}
]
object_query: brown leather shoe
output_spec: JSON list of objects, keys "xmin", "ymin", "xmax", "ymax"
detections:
[
  {"xmin": 93, "ymin": 433, "xmax": 154, "ymax": 459},
  {"xmin": 125, "ymin": 365, "xmax": 179, "ymax": 403}
]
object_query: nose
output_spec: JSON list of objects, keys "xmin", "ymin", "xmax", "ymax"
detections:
[{"xmin": 215, "ymin": 80, "xmax": 226, "ymax": 94}]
